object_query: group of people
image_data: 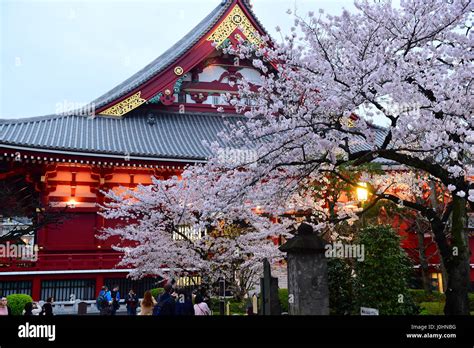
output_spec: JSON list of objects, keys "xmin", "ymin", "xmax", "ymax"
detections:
[
  {"xmin": 24, "ymin": 297, "xmax": 54, "ymax": 316},
  {"xmin": 97, "ymin": 283, "xmax": 212, "ymax": 316},
  {"xmin": 1, "ymin": 283, "xmax": 212, "ymax": 317},
  {"xmin": 0, "ymin": 296, "xmax": 54, "ymax": 316},
  {"xmin": 96, "ymin": 285, "xmax": 122, "ymax": 315}
]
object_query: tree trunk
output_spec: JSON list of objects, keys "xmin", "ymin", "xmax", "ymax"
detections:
[
  {"xmin": 443, "ymin": 196, "xmax": 470, "ymax": 315},
  {"xmin": 439, "ymin": 256, "xmax": 448, "ymax": 293},
  {"xmin": 416, "ymin": 229, "xmax": 432, "ymax": 293}
]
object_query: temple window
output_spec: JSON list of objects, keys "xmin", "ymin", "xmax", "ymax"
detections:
[
  {"xmin": 430, "ymin": 272, "xmax": 444, "ymax": 293},
  {"xmin": 172, "ymin": 225, "xmax": 206, "ymax": 241}
]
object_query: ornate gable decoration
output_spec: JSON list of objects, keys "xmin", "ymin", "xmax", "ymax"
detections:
[
  {"xmin": 207, "ymin": 4, "xmax": 262, "ymax": 48},
  {"xmin": 98, "ymin": 3, "xmax": 263, "ymax": 117},
  {"xmin": 100, "ymin": 92, "xmax": 147, "ymax": 117}
]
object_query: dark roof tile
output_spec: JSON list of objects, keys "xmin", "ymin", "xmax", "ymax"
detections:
[{"xmin": 0, "ymin": 111, "xmax": 244, "ymax": 161}]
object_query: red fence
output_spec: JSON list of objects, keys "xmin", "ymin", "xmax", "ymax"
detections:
[{"xmin": 0, "ymin": 252, "xmax": 123, "ymax": 272}]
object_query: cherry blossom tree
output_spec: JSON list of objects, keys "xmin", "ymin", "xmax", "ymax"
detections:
[
  {"xmin": 99, "ymin": 171, "xmax": 293, "ymax": 297},
  {"xmin": 216, "ymin": 0, "xmax": 473, "ymax": 314},
  {"xmin": 102, "ymin": 0, "xmax": 473, "ymax": 314}
]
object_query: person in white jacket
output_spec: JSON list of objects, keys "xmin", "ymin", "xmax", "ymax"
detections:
[{"xmin": 23, "ymin": 302, "xmax": 42, "ymax": 315}]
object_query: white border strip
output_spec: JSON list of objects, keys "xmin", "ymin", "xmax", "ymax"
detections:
[
  {"xmin": 0, "ymin": 144, "xmax": 207, "ymax": 163},
  {"xmin": 0, "ymin": 269, "xmax": 143, "ymax": 276},
  {"xmin": 0, "ymin": 267, "xmax": 188, "ymax": 276}
]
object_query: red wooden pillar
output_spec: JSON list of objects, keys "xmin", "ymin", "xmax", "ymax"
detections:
[
  {"xmin": 96, "ymin": 274, "xmax": 104, "ymax": 297},
  {"xmin": 32, "ymin": 277, "xmax": 41, "ymax": 301}
]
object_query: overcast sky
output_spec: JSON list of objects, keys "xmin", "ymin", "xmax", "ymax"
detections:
[{"xmin": 0, "ymin": 0, "xmax": 357, "ymax": 119}]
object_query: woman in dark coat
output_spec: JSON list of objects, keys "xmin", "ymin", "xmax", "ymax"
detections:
[
  {"xmin": 174, "ymin": 289, "xmax": 194, "ymax": 316},
  {"xmin": 40, "ymin": 297, "xmax": 54, "ymax": 316}
]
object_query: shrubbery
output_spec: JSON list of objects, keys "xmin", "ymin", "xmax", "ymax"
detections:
[
  {"xmin": 6, "ymin": 294, "xmax": 32, "ymax": 316},
  {"xmin": 328, "ymin": 258, "xmax": 354, "ymax": 315},
  {"xmin": 354, "ymin": 225, "xmax": 418, "ymax": 315},
  {"xmin": 419, "ymin": 302, "xmax": 445, "ymax": 315},
  {"xmin": 149, "ymin": 288, "xmax": 164, "ymax": 300},
  {"xmin": 408, "ymin": 289, "xmax": 445, "ymax": 304},
  {"xmin": 278, "ymin": 288, "xmax": 288, "ymax": 313},
  {"xmin": 469, "ymin": 293, "xmax": 474, "ymax": 312},
  {"xmin": 228, "ymin": 299, "xmax": 247, "ymax": 314},
  {"xmin": 209, "ymin": 297, "xmax": 247, "ymax": 315}
]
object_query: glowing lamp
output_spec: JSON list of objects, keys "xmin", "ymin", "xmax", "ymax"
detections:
[
  {"xmin": 356, "ymin": 182, "xmax": 369, "ymax": 202},
  {"xmin": 68, "ymin": 199, "xmax": 77, "ymax": 208}
]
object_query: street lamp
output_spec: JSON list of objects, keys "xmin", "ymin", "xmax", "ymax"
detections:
[
  {"xmin": 356, "ymin": 182, "xmax": 368, "ymax": 202},
  {"xmin": 356, "ymin": 182, "xmax": 369, "ymax": 227}
]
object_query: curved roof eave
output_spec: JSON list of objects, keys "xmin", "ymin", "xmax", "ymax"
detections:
[{"xmin": 89, "ymin": 0, "xmax": 268, "ymax": 112}]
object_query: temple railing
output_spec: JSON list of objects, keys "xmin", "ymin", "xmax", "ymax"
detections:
[
  {"xmin": 38, "ymin": 299, "xmax": 128, "ymax": 315},
  {"xmin": 0, "ymin": 252, "xmax": 123, "ymax": 272}
]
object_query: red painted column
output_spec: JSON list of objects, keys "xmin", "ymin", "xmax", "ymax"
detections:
[
  {"xmin": 96, "ymin": 274, "xmax": 104, "ymax": 297},
  {"xmin": 32, "ymin": 277, "xmax": 41, "ymax": 301}
]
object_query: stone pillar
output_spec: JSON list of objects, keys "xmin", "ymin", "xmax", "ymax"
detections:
[
  {"xmin": 279, "ymin": 223, "xmax": 329, "ymax": 315},
  {"xmin": 260, "ymin": 258, "xmax": 281, "ymax": 315}
]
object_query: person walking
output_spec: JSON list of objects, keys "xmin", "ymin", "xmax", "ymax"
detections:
[
  {"xmin": 126, "ymin": 289, "xmax": 139, "ymax": 316},
  {"xmin": 194, "ymin": 294, "xmax": 211, "ymax": 316},
  {"xmin": 97, "ymin": 286, "xmax": 112, "ymax": 315},
  {"xmin": 0, "ymin": 297, "xmax": 11, "ymax": 316},
  {"xmin": 153, "ymin": 283, "xmax": 175, "ymax": 316},
  {"xmin": 174, "ymin": 289, "xmax": 194, "ymax": 316},
  {"xmin": 138, "ymin": 290, "xmax": 156, "ymax": 316},
  {"xmin": 40, "ymin": 297, "xmax": 54, "ymax": 316},
  {"xmin": 23, "ymin": 302, "xmax": 42, "ymax": 316},
  {"xmin": 110, "ymin": 285, "xmax": 121, "ymax": 315},
  {"xmin": 23, "ymin": 302, "xmax": 33, "ymax": 316}
]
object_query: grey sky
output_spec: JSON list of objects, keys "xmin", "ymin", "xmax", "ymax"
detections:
[{"xmin": 0, "ymin": 0, "xmax": 356, "ymax": 119}]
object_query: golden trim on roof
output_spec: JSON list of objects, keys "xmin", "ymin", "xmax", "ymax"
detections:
[
  {"xmin": 207, "ymin": 4, "xmax": 262, "ymax": 47},
  {"xmin": 99, "ymin": 91, "xmax": 147, "ymax": 117}
]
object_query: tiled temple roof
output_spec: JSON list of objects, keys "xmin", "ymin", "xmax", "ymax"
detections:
[
  {"xmin": 0, "ymin": 0, "xmax": 391, "ymax": 165},
  {"xmin": 0, "ymin": 111, "xmax": 245, "ymax": 161},
  {"xmin": 0, "ymin": 110, "xmax": 390, "ymax": 163}
]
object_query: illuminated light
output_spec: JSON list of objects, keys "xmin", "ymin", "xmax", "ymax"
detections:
[
  {"xmin": 356, "ymin": 182, "xmax": 369, "ymax": 202},
  {"xmin": 431, "ymin": 272, "xmax": 444, "ymax": 293},
  {"xmin": 68, "ymin": 199, "xmax": 77, "ymax": 208},
  {"xmin": 97, "ymin": 245, "xmax": 102, "ymax": 249}
]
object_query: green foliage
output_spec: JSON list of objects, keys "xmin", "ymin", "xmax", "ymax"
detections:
[
  {"xmin": 278, "ymin": 288, "xmax": 288, "ymax": 313},
  {"xmin": 149, "ymin": 288, "xmax": 164, "ymax": 300},
  {"xmin": 209, "ymin": 297, "xmax": 220, "ymax": 313},
  {"xmin": 407, "ymin": 290, "xmax": 467, "ymax": 315},
  {"xmin": 228, "ymin": 299, "xmax": 247, "ymax": 314},
  {"xmin": 209, "ymin": 297, "xmax": 247, "ymax": 315},
  {"xmin": 354, "ymin": 225, "xmax": 417, "ymax": 315},
  {"xmin": 328, "ymin": 258, "xmax": 354, "ymax": 315},
  {"xmin": 419, "ymin": 302, "xmax": 445, "ymax": 315},
  {"xmin": 469, "ymin": 293, "xmax": 474, "ymax": 311},
  {"xmin": 408, "ymin": 289, "xmax": 445, "ymax": 304},
  {"xmin": 6, "ymin": 294, "xmax": 32, "ymax": 316}
]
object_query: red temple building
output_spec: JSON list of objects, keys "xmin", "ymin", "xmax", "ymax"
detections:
[{"xmin": 0, "ymin": 0, "xmax": 473, "ymax": 301}]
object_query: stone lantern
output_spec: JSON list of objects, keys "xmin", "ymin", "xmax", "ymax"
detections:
[{"xmin": 279, "ymin": 223, "xmax": 329, "ymax": 315}]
